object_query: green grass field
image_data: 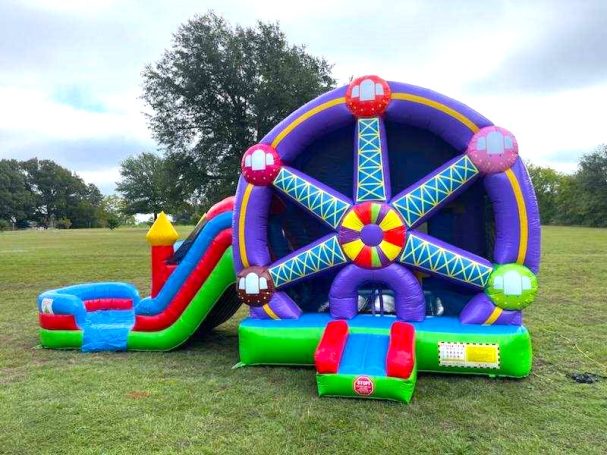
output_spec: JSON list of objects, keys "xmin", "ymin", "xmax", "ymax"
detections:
[{"xmin": 1, "ymin": 226, "xmax": 606, "ymax": 454}]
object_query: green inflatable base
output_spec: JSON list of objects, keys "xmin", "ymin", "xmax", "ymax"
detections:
[
  {"xmin": 317, "ymin": 366, "xmax": 417, "ymax": 403},
  {"xmin": 239, "ymin": 314, "xmax": 532, "ymax": 378}
]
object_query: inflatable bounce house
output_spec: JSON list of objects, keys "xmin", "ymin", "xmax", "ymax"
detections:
[{"xmin": 37, "ymin": 76, "xmax": 540, "ymax": 403}]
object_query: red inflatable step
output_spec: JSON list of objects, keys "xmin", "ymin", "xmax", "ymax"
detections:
[
  {"xmin": 386, "ymin": 321, "xmax": 416, "ymax": 379},
  {"xmin": 314, "ymin": 320, "xmax": 349, "ymax": 374}
]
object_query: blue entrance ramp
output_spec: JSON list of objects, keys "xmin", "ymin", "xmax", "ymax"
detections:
[
  {"xmin": 338, "ymin": 333, "xmax": 388, "ymax": 377},
  {"xmin": 81, "ymin": 310, "xmax": 135, "ymax": 352}
]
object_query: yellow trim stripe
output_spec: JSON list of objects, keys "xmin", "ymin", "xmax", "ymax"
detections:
[
  {"xmin": 271, "ymin": 97, "xmax": 346, "ymax": 148},
  {"xmin": 484, "ymin": 307, "xmax": 503, "ymax": 325},
  {"xmin": 505, "ymin": 169, "xmax": 528, "ymax": 264},
  {"xmin": 391, "ymin": 93, "xmax": 479, "ymax": 133},
  {"xmin": 263, "ymin": 304, "xmax": 279, "ymax": 320},
  {"xmin": 238, "ymin": 184, "xmax": 254, "ymax": 268}
]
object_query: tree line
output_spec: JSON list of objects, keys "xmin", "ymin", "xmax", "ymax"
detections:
[
  {"xmin": 3, "ymin": 147, "xmax": 605, "ymax": 230},
  {"xmin": 0, "ymin": 158, "xmax": 132, "ymax": 230},
  {"xmin": 526, "ymin": 145, "xmax": 607, "ymax": 227}
]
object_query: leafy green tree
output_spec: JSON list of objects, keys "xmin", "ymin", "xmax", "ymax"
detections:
[
  {"xmin": 20, "ymin": 158, "xmax": 104, "ymax": 228},
  {"xmin": 526, "ymin": 163, "xmax": 566, "ymax": 224},
  {"xmin": 571, "ymin": 145, "xmax": 607, "ymax": 227},
  {"xmin": 55, "ymin": 217, "xmax": 72, "ymax": 229},
  {"xmin": 553, "ymin": 174, "xmax": 581, "ymax": 226},
  {"xmin": 100, "ymin": 195, "xmax": 135, "ymax": 228},
  {"xmin": 68, "ymin": 184, "xmax": 104, "ymax": 228},
  {"xmin": 106, "ymin": 216, "xmax": 121, "ymax": 230},
  {"xmin": 0, "ymin": 159, "xmax": 34, "ymax": 227},
  {"xmin": 142, "ymin": 12, "xmax": 335, "ymax": 207},
  {"xmin": 116, "ymin": 153, "xmax": 172, "ymax": 220}
]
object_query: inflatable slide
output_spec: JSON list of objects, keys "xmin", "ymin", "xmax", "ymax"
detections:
[{"xmin": 37, "ymin": 198, "xmax": 239, "ymax": 351}]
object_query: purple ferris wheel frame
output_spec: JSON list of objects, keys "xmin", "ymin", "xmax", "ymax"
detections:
[{"xmin": 232, "ymin": 78, "xmax": 541, "ymax": 326}]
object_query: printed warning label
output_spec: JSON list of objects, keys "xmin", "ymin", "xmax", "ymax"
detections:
[
  {"xmin": 438, "ymin": 342, "xmax": 500, "ymax": 369},
  {"xmin": 353, "ymin": 376, "xmax": 374, "ymax": 396}
]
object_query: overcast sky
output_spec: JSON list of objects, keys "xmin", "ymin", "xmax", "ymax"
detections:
[{"xmin": 1, "ymin": 0, "xmax": 605, "ymax": 193}]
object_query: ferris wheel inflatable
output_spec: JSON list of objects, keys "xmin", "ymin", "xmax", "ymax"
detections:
[{"xmin": 233, "ymin": 76, "xmax": 540, "ymax": 326}]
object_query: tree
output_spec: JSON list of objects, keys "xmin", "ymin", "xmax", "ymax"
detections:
[
  {"xmin": 55, "ymin": 217, "xmax": 72, "ymax": 229},
  {"xmin": 553, "ymin": 174, "xmax": 581, "ymax": 226},
  {"xmin": 106, "ymin": 216, "xmax": 121, "ymax": 230},
  {"xmin": 100, "ymin": 195, "xmax": 135, "ymax": 229},
  {"xmin": 526, "ymin": 163, "xmax": 566, "ymax": 224},
  {"xmin": 116, "ymin": 153, "xmax": 172, "ymax": 220},
  {"xmin": 0, "ymin": 159, "xmax": 34, "ymax": 227},
  {"xmin": 142, "ymin": 12, "xmax": 335, "ymax": 207},
  {"xmin": 20, "ymin": 158, "xmax": 104, "ymax": 228},
  {"xmin": 67, "ymin": 184, "xmax": 105, "ymax": 228},
  {"xmin": 571, "ymin": 145, "xmax": 607, "ymax": 227}
]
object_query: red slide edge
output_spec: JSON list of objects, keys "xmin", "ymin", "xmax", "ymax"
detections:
[
  {"xmin": 39, "ymin": 313, "xmax": 79, "ymax": 331},
  {"xmin": 206, "ymin": 196, "xmax": 235, "ymax": 220},
  {"xmin": 132, "ymin": 228, "xmax": 232, "ymax": 331},
  {"xmin": 386, "ymin": 321, "xmax": 416, "ymax": 379},
  {"xmin": 314, "ymin": 320, "xmax": 349, "ymax": 374},
  {"xmin": 84, "ymin": 298, "xmax": 133, "ymax": 311}
]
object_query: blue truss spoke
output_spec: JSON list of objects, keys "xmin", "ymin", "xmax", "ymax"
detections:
[
  {"xmin": 268, "ymin": 234, "xmax": 348, "ymax": 288},
  {"xmin": 273, "ymin": 166, "xmax": 352, "ymax": 229},
  {"xmin": 390, "ymin": 155, "xmax": 479, "ymax": 228},
  {"xmin": 399, "ymin": 231, "xmax": 493, "ymax": 289},
  {"xmin": 354, "ymin": 117, "xmax": 390, "ymax": 203}
]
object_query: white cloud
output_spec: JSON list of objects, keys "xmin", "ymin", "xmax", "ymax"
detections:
[
  {"xmin": 0, "ymin": 0, "xmax": 605, "ymax": 194},
  {"xmin": 0, "ymin": 87, "xmax": 149, "ymax": 142},
  {"xmin": 78, "ymin": 166, "xmax": 122, "ymax": 193}
]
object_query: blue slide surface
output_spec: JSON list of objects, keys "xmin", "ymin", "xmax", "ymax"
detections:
[{"xmin": 338, "ymin": 333, "xmax": 389, "ymax": 377}]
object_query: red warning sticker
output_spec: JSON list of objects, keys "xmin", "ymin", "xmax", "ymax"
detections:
[{"xmin": 353, "ymin": 376, "xmax": 374, "ymax": 396}]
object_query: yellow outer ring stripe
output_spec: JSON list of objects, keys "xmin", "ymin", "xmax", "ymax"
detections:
[
  {"xmin": 238, "ymin": 183, "xmax": 254, "ymax": 268},
  {"xmin": 483, "ymin": 306, "xmax": 503, "ymax": 325},
  {"xmin": 505, "ymin": 169, "xmax": 528, "ymax": 264},
  {"xmin": 391, "ymin": 93, "xmax": 479, "ymax": 133},
  {"xmin": 263, "ymin": 304, "xmax": 279, "ymax": 320},
  {"xmin": 272, "ymin": 97, "xmax": 346, "ymax": 148}
]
